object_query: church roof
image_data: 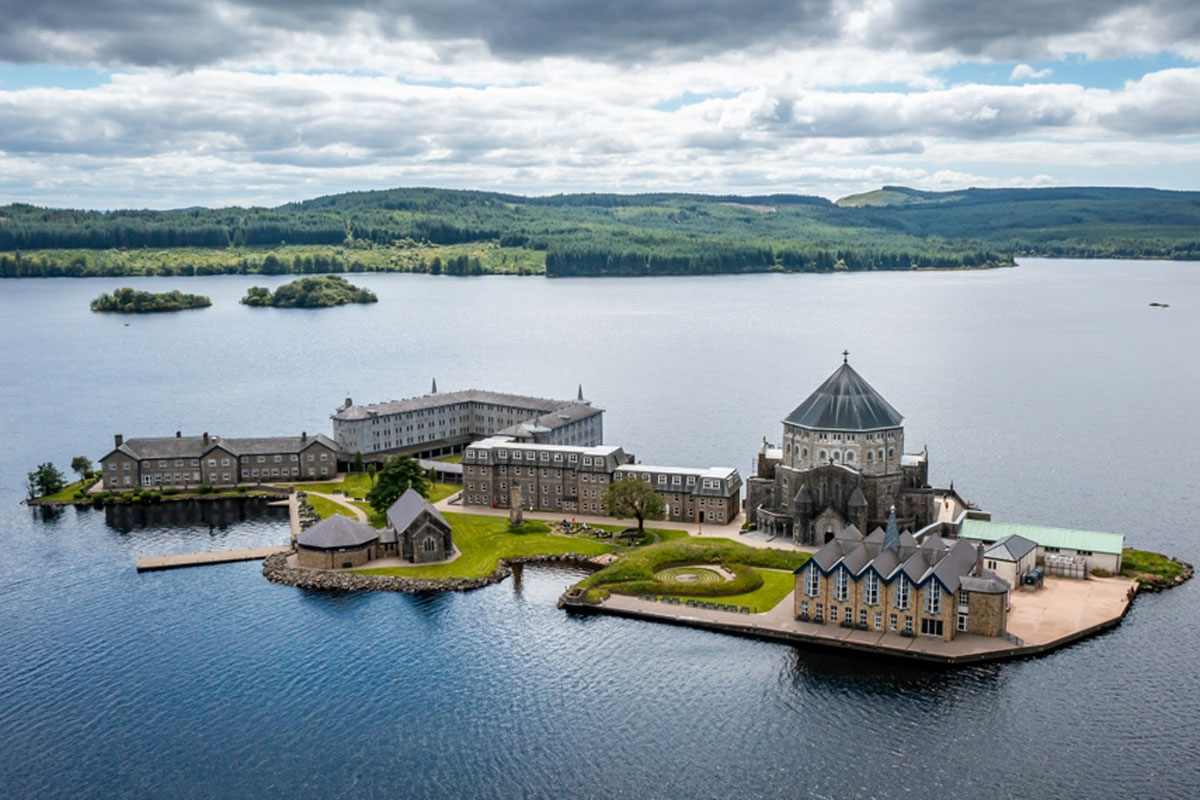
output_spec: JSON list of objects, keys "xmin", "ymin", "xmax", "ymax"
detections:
[
  {"xmin": 386, "ymin": 488, "xmax": 450, "ymax": 534},
  {"xmin": 297, "ymin": 515, "xmax": 379, "ymax": 550},
  {"xmin": 784, "ymin": 361, "xmax": 904, "ymax": 431}
]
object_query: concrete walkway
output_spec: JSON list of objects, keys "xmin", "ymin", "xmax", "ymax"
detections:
[
  {"xmin": 432, "ymin": 498, "xmax": 811, "ymax": 552},
  {"xmin": 590, "ymin": 574, "xmax": 1138, "ymax": 664},
  {"xmin": 137, "ymin": 545, "xmax": 290, "ymax": 572}
]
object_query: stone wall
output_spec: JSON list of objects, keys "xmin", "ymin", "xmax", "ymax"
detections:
[{"xmin": 262, "ymin": 550, "xmax": 599, "ymax": 594}]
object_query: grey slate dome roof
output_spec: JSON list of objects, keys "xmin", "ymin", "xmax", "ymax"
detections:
[
  {"xmin": 784, "ymin": 362, "xmax": 903, "ymax": 431},
  {"xmin": 297, "ymin": 515, "xmax": 379, "ymax": 550}
]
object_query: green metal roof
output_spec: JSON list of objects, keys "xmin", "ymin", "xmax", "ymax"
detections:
[{"xmin": 959, "ymin": 519, "xmax": 1124, "ymax": 556}]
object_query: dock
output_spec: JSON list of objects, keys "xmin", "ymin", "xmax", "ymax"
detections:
[{"xmin": 136, "ymin": 545, "xmax": 290, "ymax": 572}]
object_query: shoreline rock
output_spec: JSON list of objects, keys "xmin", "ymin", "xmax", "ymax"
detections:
[
  {"xmin": 261, "ymin": 550, "xmax": 600, "ymax": 593},
  {"xmin": 1132, "ymin": 556, "xmax": 1194, "ymax": 593}
]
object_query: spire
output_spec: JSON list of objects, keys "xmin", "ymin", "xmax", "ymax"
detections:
[
  {"xmin": 883, "ymin": 504, "xmax": 900, "ymax": 552},
  {"xmin": 843, "ymin": 349, "xmax": 849, "ymax": 364},
  {"xmin": 577, "ymin": 384, "xmax": 584, "ymax": 402},
  {"xmin": 431, "ymin": 377, "xmax": 437, "ymax": 394}
]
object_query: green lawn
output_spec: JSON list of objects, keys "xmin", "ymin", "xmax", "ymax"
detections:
[
  {"xmin": 32, "ymin": 479, "xmax": 90, "ymax": 502},
  {"xmin": 659, "ymin": 569, "xmax": 796, "ymax": 613},
  {"xmin": 307, "ymin": 494, "xmax": 357, "ymax": 520},
  {"xmin": 437, "ymin": 453, "xmax": 463, "ymax": 464},
  {"xmin": 576, "ymin": 537, "xmax": 809, "ymax": 602},
  {"xmin": 354, "ymin": 511, "xmax": 615, "ymax": 579},
  {"xmin": 288, "ymin": 473, "xmax": 374, "ymax": 498},
  {"xmin": 427, "ymin": 482, "xmax": 460, "ymax": 502}
]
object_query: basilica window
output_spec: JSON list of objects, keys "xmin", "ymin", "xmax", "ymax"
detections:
[
  {"xmin": 818, "ymin": 451, "xmax": 827, "ymax": 461},
  {"xmin": 846, "ymin": 451, "xmax": 854, "ymax": 463},
  {"xmin": 866, "ymin": 451, "xmax": 874, "ymax": 462},
  {"xmin": 834, "ymin": 568, "xmax": 849, "ymax": 601},
  {"xmin": 801, "ymin": 448, "xmax": 808, "ymax": 459}
]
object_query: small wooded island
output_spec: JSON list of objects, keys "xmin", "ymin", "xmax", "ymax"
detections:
[
  {"xmin": 241, "ymin": 275, "xmax": 377, "ymax": 308},
  {"xmin": 90, "ymin": 287, "xmax": 212, "ymax": 313}
]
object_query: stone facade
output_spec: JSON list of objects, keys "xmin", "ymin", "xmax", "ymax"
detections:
[
  {"xmin": 100, "ymin": 431, "xmax": 338, "ymax": 489},
  {"xmin": 794, "ymin": 517, "xmax": 1009, "ymax": 642},
  {"xmin": 384, "ymin": 488, "xmax": 455, "ymax": 564},
  {"xmin": 747, "ymin": 360, "xmax": 960, "ymax": 545},
  {"xmin": 331, "ymin": 387, "xmax": 603, "ymax": 459},
  {"xmin": 461, "ymin": 436, "xmax": 741, "ymax": 524},
  {"xmin": 297, "ymin": 541, "xmax": 377, "ymax": 570}
]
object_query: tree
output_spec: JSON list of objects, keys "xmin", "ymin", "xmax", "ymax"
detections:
[
  {"xmin": 27, "ymin": 462, "xmax": 67, "ymax": 498},
  {"xmin": 366, "ymin": 454, "xmax": 429, "ymax": 515},
  {"xmin": 352, "ymin": 451, "xmax": 364, "ymax": 473},
  {"xmin": 70, "ymin": 456, "xmax": 93, "ymax": 479},
  {"xmin": 601, "ymin": 477, "xmax": 664, "ymax": 534},
  {"xmin": 366, "ymin": 462, "xmax": 377, "ymax": 484}
]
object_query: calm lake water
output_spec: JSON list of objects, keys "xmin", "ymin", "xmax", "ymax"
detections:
[{"xmin": 1, "ymin": 259, "xmax": 1198, "ymax": 799}]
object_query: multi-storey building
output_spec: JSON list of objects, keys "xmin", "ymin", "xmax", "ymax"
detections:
[
  {"xmin": 330, "ymin": 385, "xmax": 603, "ymax": 459},
  {"xmin": 794, "ymin": 510, "xmax": 1011, "ymax": 641},
  {"xmin": 99, "ymin": 431, "xmax": 339, "ymax": 489},
  {"xmin": 461, "ymin": 436, "xmax": 741, "ymax": 523}
]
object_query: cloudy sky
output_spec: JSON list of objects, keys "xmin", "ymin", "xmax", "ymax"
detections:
[{"xmin": 1, "ymin": 0, "xmax": 1198, "ymax": 208}]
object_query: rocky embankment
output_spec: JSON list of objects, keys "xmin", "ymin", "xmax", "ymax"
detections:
[
  {"xmin": 261, "ymin": 551, "xmax": 599, "ymax": 593},
  {"xmin": 1134, "ymin": 556, "xmax": 1194, "ymax": 593}
]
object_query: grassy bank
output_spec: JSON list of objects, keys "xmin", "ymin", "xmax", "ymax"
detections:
[
  {"xmin": 1121, "ymin": 548, "xmax": 1191, "ymax": 589},
  {"xmin": 306, "ymin": 494, "xmax": 357, "ymax": 520},
  {"xmin": 658, "ymin": 569, "xmax": 797, "ymax": 612},
  {"xmin": 354, "ymin": 511, "xmax": 615, "ymax": 579}
]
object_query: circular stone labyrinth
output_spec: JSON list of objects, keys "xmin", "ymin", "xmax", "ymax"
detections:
[{"xmin": 655, "ymin": 565, "xmax": 727, "ymax": 584}]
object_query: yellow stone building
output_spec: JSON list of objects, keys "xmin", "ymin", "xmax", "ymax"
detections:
[{"xmin": 794, "ymin": 509, "xmax": 1010, "ymax": 641}]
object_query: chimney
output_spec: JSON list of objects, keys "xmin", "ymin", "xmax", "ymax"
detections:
[
  {"xmin": 975, "ymin": 542, "xmax": 985, "ymax": 577},
  {"xmin": 301, "ymin": 431, "xmax": 307, "ymax": 441},
  {"xmin": 345, "ymin": 396, "xmax": 352, "ymax": 408},
  {"xmin": 114, "ymin": 433, "xmax": 123, "ymax": 447},
  {"xmin": 203, "ymin": 432, "xmax": 210, "ymax": 446},
  {"xmin": 176, "ymin": 431, "xmax": 181, "ymax": 438}
]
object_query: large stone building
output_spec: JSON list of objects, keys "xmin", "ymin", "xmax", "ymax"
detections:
[
  {"xmin": 331, "ymin": 384, "xmax": 603, "ymax": 460},
  {"xmin": 747, "ymin": 357, "xmax": 961, "ymax": 545},
  {"xmin": 461, "ymin": 436, "xmax": 742, "ymax": 524},
  {"xmin": 795, "ymin": 511, "xmax": 1010, "ymax": 641},
  {"xmin": 382, "ymin": 489, "xmax": 455, "ymax": 563},
  {"xmin": 99, "ymin": 431, "xmax": 339, "ymax": 489},
  {"xmin": 296, "ymin": 515, "xmax": 380, "ymax": 569}
]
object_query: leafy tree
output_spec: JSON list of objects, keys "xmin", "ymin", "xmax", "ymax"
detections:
[
  {"xmin": 366, "ymin": 454, "xmax": 429, "ymax": 515},
  {"xmin": 27, "ymin": 462, "xmax": 67, "ymax": 498},
  {"xmin": 366, "ymin": 462, "xmax": 377, "ymax": 484},
  {"xmin": 70, "ymin": 456, "xmax": 93, "ymax": 479},
  {"xmin": 601, "ymin": 477, "xmax": 664, "ymax": 534},
  {"xmin": 352, "ymin": 451, "xmax": 364, "ymax": 473}
]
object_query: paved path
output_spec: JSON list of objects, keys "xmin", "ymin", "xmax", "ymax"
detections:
[
  {"xmin": 592, "ymin": 574, "xmax": 1138, "ymax": 664},
  {"xmin": 137, "ymin": 545, "xmax": 290, "ymax": 572}
]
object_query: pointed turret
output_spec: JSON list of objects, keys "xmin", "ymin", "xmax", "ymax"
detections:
[
  {"xmin": 882, "ymin": 505, "xmax": 900, "ymax": 553},
  {"xmin": 577, "ymin": 384, "xmax": 584, "ymax": 401},
  {"xmin": 431, "ymin": 377, "xmax": 438, "ymax": 394},
  {"xmin": 848, "ymin": 486, "xmax": 867, "ymax": 509}
]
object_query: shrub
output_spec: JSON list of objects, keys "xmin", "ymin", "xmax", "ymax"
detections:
[
  {"xmin": 1092, "ymin": 568, "xmax": 1114, "ymax": 578},
  {"xmin": 236, "ymin": 484, "xmax": 249, "ymax": 493},
  {"xmin": 162, "ymin": 487, "xmax": 178, "ymax": 496},
  {"xmin": 196, "ymin": 484, "xmax": 217, "ymax": 495}
]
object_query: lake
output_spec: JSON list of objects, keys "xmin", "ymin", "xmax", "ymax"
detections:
[{"xmin": 1, "ymin": 259, "xmax": 1198, "ymax": 798}]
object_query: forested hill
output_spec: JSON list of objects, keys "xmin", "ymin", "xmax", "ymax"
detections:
[
  {"xmin": 836, "ymin": 185, "xmax": 1200, "ymax": 259},
  {"xmin": 0, "ymin": 184, "xmax": 1195, "ymax": 278}
]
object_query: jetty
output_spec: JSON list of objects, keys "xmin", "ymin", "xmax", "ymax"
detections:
[{"xmin": 136, "ymin": 545, "xmax": 290, "ymax": 572}]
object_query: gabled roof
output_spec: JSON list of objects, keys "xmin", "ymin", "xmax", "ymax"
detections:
[
  {"xmin": 101, "ymin": 433, "xmax": 338, "ymax": 462},
  {"xmin": 961, "ymin": 573, "xmax": 1010, "ymax": 594},
  {"xmin": 985, "ymin": 534, "xmax": 1038, "ymax": 562},
  {"xmin": 386, "ymin": 488, "xmax": 450, "ymax": 534},
  {"xmin": 784, "ymin": 362, "xmax": 904, "ymax": 431},
  {"xmin": 297, "ymin": 515, "xmax": 379, "ymax": 550},
  {"xmin": 848, "ymin": 487, "xmax": 867, "ymax": 508}
]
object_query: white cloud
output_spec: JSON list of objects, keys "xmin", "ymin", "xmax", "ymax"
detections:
[{"xmin": 1010, "ymin": 64, "xmax": 1053, "ymax": 81}]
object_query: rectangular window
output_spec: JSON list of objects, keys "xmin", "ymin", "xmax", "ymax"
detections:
[
  {"xmin": 800, "ymin": 600, "xmax": 809, "ymax": 617},
  {"xmin": 957, "ymin": 613, "xmax": 968, "ymax": 632},
  {"xmin": 920, "ymin": 618, "xmax": 944, "ymax": 637},
  {"xmin": 658, "ymin": 475, "xmax": 666, "ymax": 484},
  {"xmin": 873, "ymin": 612, "xmax": 882, "ymax": 630},
  {"xmin": 221, "ymin": 458, "xmax": 230, "ymax": 466},
  {"xmin": 958, "ymin": 590, "xmax": 969, "ymax": 606},
  {"xmin": 158, "ymin": 460, "xmax": 167, "ymax": 467},
  {"xmin": 925, "ymin": 583, "xmax": 942, "ymax": 615},
  {"xmin": 222, "ymin": 472, "xmax": 230, "ymax": 481},
  {"xmin": 815, "ymin": 603, "xmax": 824, "ymax": 621},
  {"xmin": 889, "ymin": 613, "xmax": 898, "ymax": 631},
  {"xmin": 894, "ymin": 575, "xmax": 910, "ymax": 610},
  {"xmin": 863, "ymin": 572, "xmax": 879, "ymax": 606},
  {"xmin": 858, "ymin": 609, "xmax": 867, "ymax": 627},
  {"xmin": 844, "ymin": 607, "xmax": 853, "ymax": 624},
  {"xmin": 904, "ymin": 616, "xmax": 913, "ymax": 634},
  {"xmin": 208, "ymin": 459, "xmax": 216, "ymax": 467},
  {"xmin": 806, "ymin": 567, "xmax": 820, "ymax": 597},
  {"xmin": 834, "ymin": 569, "xmax": 849, "ymax": 602},
  {"xmin": 569, "ymin": 454, "xmax": 578, "ymax": 464}
]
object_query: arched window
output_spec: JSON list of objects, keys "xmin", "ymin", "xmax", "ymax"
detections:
[
  {"xmin": 877, "ymin": 448, "xmax": 884, "ymax": 460},
  {"xmin": 866, "ymin": 450, "xmax": 874, "ymax": 462},
  {"xmin": 846, "ymin": 451, "xmax": 854, "ymax": 462},
  {"xmin": 818, "ymin": 450, "xmax": 826, "ymax": 461},
  {"xmin": 833, "ymin": 451, "xmax": 841, "ymax": 462},
  {"xmin": 422, "ymin": 537, "xmax": 437, "ymax": 552},
  {"xmin": 888, "ymin": 447, "xmax": 895, "ymax": 459},
  {"xmin": 801, "ymin": 448, "xmax": 808, "ymax": 459}
]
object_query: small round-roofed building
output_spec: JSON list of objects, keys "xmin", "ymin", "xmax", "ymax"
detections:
[
  {"xmin": 296, "ymin": 515, "xmax": 380, "ymax": 569},
  {"xmin": 748, "ymin": 356, "xmax": 957, "ymax": 546}
]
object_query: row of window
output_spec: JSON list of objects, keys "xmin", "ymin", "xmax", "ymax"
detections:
[
  {"xmin": 807, "ymin": 568, "xmax": 948, "ymax": 612},
  {"xmin": 800, "ymin": 602, "xmax": 949, "ymax": 636}
]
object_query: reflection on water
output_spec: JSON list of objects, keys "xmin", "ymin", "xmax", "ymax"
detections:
[{"xmin": 102, "ymin": 496, "xmax": 289, "ymax": 532}]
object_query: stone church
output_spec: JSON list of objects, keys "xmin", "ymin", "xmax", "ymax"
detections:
[{"xmin": 746, "ymin": 356, "xmax": 965, "ymax": 546}]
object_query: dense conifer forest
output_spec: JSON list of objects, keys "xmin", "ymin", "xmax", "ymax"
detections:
[{"xmin": 2, "ymin": 185, "xmax": 1196, "ymax": 278}]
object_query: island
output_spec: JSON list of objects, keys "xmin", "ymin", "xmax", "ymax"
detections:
[
  {"xmin": 241, "ymin": 275, "xmax": 377, "ymax": 308},
  {"xmin": 90, "ymin": 287, "xmax": 211, "ymax": 313}
]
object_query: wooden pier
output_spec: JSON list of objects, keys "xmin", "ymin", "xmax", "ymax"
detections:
[{"xmin": 136, "ymin": 545, "xmax": 290, "ymax": 572}]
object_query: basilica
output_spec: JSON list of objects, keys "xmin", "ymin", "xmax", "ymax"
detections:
[{"xmin": 746, "ymin": 355, "xmax": 966, "ymax": 546}]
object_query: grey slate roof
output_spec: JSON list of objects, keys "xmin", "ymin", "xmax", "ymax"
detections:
[
  {"xmin": 961, "ymin": 573, "xmax": 1011, "ymax": 594},
  {"xmin": 848, "ymin": 487, "xmax": 867, "ymax": 508},
  {"xmin": 386, "ymin": 488, "xmax": 450, "ymax": 534},
  {"xmin": 105, "ymin": 433, "xmax": 337, "ymax": 461},
  {"xmin": 297, "ymin": 515, "xmax": 379, "ymax": 550},
  {"xmin": 784, "ymin": 362, "xmax": 904, "ymax": 431},
  {"xmin": 332, "ymin": 389, "xmax": 584, "ymax": 421},
  {"xmin": 985, "ymin": 534, "xmax": 1038, "ymax": 562},
  {"xmin": 498, "ymin": 402, "xmax": 604, "ymax": 438}
]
